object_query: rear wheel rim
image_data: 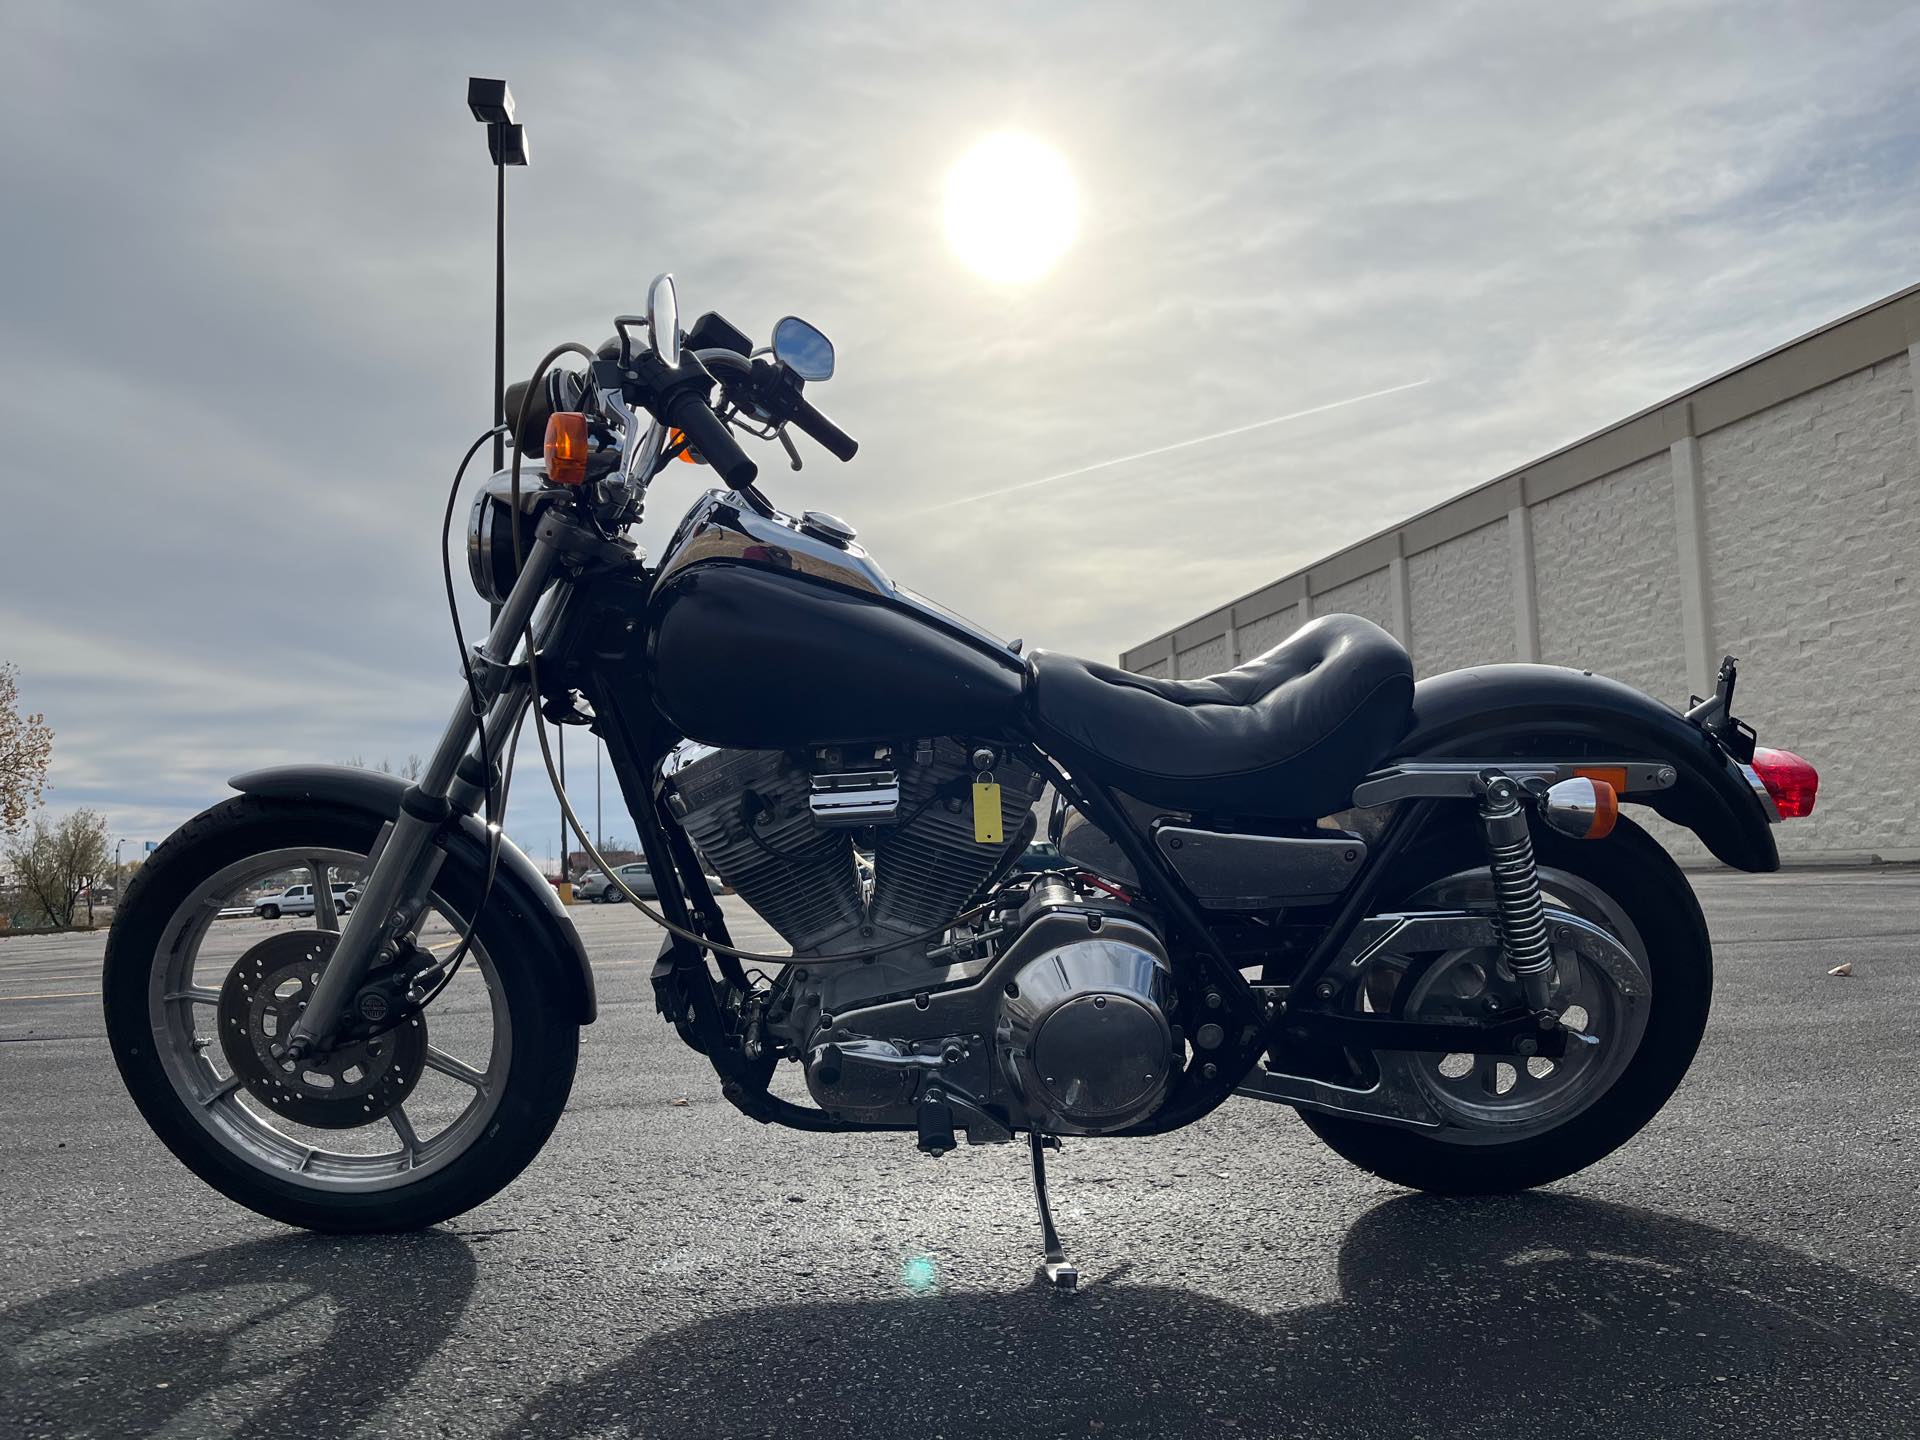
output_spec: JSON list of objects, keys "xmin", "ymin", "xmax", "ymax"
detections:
[
  {"xmin": 1362, "ymin": 866, "xmax": 1652, "ymax": 1145},
  {"xmin": 146, "ymin": 845, "xmax": 513, "ymax": 1192}
]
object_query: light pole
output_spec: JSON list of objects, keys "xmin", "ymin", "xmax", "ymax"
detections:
[{"xmin": 466, "ymin": 78, "xmax": 529, "ymax": 475}]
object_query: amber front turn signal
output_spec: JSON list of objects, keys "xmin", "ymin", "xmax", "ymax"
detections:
[{"xmin": 544, "ymin": 412, "xmax": 589, "ymax": 486}]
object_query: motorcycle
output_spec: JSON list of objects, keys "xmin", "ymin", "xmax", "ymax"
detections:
[{"xmin": 105, "ymin": 273, "xmax": 1819, "ymax": 1286}]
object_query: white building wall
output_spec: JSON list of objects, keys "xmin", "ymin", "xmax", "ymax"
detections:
[
  {"xmin": 1698, "ymin": 353, "xmax": 1920, "ymax": 856},
  {"xmin": 1175, "ymin": 633, "xmax": 1233, "ymax": 678},
  {"xmin": 1237, "ymin": 604, "xmax": 1304, "ymax": 660},
  {"xmin": 1408, "ymin": 521, "xmax": 1514, "ymax": 677},
  {"xmin": 1315, "ymin": 569, "xmax": 1395, "ymax": 637},
  {"xmin": 1532, "ymin": 453, "xmax": 1688, "ymax": 703}
]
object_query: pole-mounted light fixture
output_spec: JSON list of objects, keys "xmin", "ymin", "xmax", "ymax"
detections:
[{"xmin": 467, "ymin": 78, "xmax": 529, "ymax": 474}]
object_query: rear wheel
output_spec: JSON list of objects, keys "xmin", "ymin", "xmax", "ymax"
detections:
[
  {"xmin": 1296, "ymin": 816, "xmax": 1710, "ymax": 1193},
  {"xmin": 105, "ymin": 796, "xmax": 580, "ymax": 1232}
]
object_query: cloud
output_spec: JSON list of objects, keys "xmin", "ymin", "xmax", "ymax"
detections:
[{"xmin": 3, "ymin": 0, "xmax": 1918, "ymax": 847}]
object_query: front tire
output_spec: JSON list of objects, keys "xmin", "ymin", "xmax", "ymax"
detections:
[
  {"xmin": 105, "ymin": 795, "xmax": 580, "ymax": 1232},
  {"xmin": 1297, "ymin": 816, "xmax": 1711, "ymax": 1194}
]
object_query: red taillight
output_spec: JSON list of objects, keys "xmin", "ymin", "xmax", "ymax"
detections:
[{"xmin": 1751, "ymin": 746, "xmax": 1818, "ymax": 818}]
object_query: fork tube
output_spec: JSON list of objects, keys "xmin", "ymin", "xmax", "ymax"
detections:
[{"xmin": 285, "ymin": 532, "xmax": 566, "ymax": 1056}]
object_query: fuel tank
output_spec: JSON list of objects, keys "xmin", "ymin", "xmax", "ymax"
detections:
[{"xmin": 647, "ymin": 490, "xmax": 1030, "ymax": 749}]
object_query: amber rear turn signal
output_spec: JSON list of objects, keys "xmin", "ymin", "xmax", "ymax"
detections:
[
  {"xmin": 544, "ymin": 412, "xmax": 589, "ymax": 486},
  {"xmin": 1540, "ymin": 776, "xmax": 1618, "ymax": 840}
]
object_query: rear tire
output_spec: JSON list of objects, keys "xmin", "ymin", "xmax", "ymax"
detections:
[
  {"xmin": 1297, "ymin": 816, "xmax": 1711, "ymax": 1194},
  {"xmin": 105, "ymin": 795, "xmax": 580, "ymax": 1232}
]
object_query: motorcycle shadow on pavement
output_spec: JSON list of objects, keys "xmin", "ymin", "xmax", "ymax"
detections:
[
  {"xmin": 508, "ymin": 1192, "xmax": 1919, "ymax": 1439},
  {"xmin": 0, "ymin": 1229, "xmax": 476, "ymax": 1440}
]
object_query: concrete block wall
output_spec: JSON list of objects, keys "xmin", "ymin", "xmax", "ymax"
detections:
[
  {"xmin": 1407, "ymin": 521, "xmax": 1514, "ymax": 674},
  {"xmin": 1123, "ymin": 285, "xmax": 1920, "ymax": 864},
  {"xmin": 1697, "ymin": 352, "xmax": 1920, "ymax": 857},
  {"xmin": 1532, "ymin": 453, "xmax": 1685, "ymax": 704}
]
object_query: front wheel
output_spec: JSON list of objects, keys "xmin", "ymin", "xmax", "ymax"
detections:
[
  {"xmin": 104, "ymin": 795, "xmax": 580, "ymax": 1232},
  {"xmin": 1296, "ymin": 816, "xmax": 1711, "ymax": 1194}
]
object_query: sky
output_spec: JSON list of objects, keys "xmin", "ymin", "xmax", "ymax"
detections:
[{"xmin": 3, "ymin": 0, "xmax": 1919, "ymax": 866}]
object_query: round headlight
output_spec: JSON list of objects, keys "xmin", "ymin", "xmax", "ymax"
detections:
[{"xmin": 466, "ymin": 486, "xmax": 540, "ymax": 606}]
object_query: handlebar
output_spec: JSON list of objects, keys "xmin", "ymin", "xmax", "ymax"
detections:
[
  {"xmin": 663, "ymin": 388, "xmax": 758, "ymax": 488},
  {"xmin": 500, "ymin": 311, "xmax": 852, "ymax": 491},
  {"xmin": 783, "ymin": 388, "xmax": 859, "ymax": 462}
]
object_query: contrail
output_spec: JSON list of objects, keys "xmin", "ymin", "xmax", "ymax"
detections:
[{"xmin": 915, "ymin": 377, "xmax": 1431, "ymax": 514}]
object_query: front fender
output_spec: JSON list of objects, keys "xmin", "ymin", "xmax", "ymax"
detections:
[
  {"xmin": 1394, "ymin": 664, "xmax": 1779, "ymax": 873},
  {"xmin": 229, "ymin": 764, "xmax": 597, "ymax": 1022}
]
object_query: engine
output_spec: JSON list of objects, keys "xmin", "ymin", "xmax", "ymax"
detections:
[
  {"xmin": 801, "ymin": 877, "xmax": 1178, "ymax": 1139},
  {"xmin": 662, "ymin": 736, "xmax": 1043, "ymax": 957},
  {"xmin": 662, "ymin": 741, "xmax": 1180, "ymax": 1139}
]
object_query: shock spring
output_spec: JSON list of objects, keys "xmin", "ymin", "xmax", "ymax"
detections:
[{"xmin": 1477, "ymin": 771, "xmax": 1555, "ymax": 1011}]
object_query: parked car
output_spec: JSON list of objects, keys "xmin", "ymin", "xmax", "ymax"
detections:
[
  {"xmin": 254, "ymin": 883, "xmax": 359, "ymax": 920},
  {"xmin": 577, "ymin": 862, "xmax": 657, "ymax": 902}
]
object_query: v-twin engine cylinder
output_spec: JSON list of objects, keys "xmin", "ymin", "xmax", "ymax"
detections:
[{"xmin": 661, "ymin": 736, "xmax": 1043, "ymax": 957}]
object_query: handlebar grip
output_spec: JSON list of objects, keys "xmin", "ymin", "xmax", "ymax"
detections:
[
  {"xmin": 665, "ymin": 390, "xmax": 758, "ymax": 488},
  {"xmin": 786, "ymin": 391, "xmax": 859, "ymax": 463}
]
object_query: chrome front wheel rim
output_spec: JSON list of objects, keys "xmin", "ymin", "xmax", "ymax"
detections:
[{"xmin": 147, "ymin": 846, "xmax": 512, "ymax": 1192}]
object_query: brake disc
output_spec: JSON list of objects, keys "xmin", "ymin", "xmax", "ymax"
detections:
[{"xmin": 217, "ymin": 930, "xmax": 427, "ymax": 1129}]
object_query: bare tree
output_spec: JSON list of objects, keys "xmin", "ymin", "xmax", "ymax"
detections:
[
  {"xmin": 4, "ymin": 809, "xmax": 111, "ymax": 928},
  {"xmin": 1, "ymin": 662, "xmax": 54, "ymax": 837},
  {"xmin": 400, "ymin": 753, "xmax": 423, "ymax": 781}
]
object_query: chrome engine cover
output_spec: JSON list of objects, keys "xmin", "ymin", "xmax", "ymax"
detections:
[
  {"xmin": 996, "ymin": 898, "xmax": 1174, "ymax": 1134},
  {"xmin": 799, "ymin": 878, "xmax": 1177, "ymax": 1138}
]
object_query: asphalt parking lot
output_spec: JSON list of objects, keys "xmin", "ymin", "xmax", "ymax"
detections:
[{"xmin": 2, "ymin": 868, "xmax": 1916, "ymax": 1438}]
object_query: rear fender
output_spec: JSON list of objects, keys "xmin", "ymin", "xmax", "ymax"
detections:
[
  {"xmin": 230, "ymin": 764, "xmax": 597, "ymax": 1022},
  {"xmin": 1391, "ymin": 664, "xmax": 1779, "ymax": 873}
]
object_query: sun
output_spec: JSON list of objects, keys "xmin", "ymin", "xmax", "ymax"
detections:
[{"xmin": 944, "ymin": 133, "xmax": 1077, "ymax": 284}]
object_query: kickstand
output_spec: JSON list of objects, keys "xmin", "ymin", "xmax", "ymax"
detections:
[{"xmin": 1029, "ymin": 1131, "xmax": 1078, "ymax": 1291}]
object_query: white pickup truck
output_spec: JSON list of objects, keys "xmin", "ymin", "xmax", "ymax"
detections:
[{"xmin": 254, "ymin": 882, "xmax": 359, "ymax": 920}]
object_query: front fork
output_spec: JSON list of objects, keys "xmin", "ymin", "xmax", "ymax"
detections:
[{"xmin": 283, "ymin": 533, "xmax": 570, "ymax": 1059}]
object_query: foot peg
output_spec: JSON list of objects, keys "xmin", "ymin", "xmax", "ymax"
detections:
[{"xmin": 1029, "ymin": 1131, "xmax": 1078, "ymax": 1290}]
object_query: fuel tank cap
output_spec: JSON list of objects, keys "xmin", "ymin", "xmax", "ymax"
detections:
[{"xmin": 799, "ymin": 510, "xmax": 857, "ymax": 546}]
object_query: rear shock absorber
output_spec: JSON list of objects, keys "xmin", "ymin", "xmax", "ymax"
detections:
[{"xmin": 1476, "ymin": 771, "xmax": 1556, "ymax": 1013}]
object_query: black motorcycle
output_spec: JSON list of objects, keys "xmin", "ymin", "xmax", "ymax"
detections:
[{"xmin": 105, "ymin": 275, "xmax": 1819, "ymax": 1285}]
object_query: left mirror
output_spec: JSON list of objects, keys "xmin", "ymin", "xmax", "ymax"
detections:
[
  {"xmin": 648, "ymin": 273, "xmax": 680, "ymax": 367},
  {"xmin": 772, "ymin": 316, "xmax": 834, "ymax": 381}
]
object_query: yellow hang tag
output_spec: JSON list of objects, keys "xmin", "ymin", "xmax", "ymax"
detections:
[{"xmin": 972, "ymin": 780, "xmax": 1003, "ymax": 844}]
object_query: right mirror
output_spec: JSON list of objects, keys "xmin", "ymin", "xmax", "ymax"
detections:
[{"xmin": 772, "ymin": 316, "xmax": 834, "ymax": 381}]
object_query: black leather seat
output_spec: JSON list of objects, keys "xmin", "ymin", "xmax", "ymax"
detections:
[{"xmin": 1026, "ymin": 615, "xmax": 1415, "ymax": 819}]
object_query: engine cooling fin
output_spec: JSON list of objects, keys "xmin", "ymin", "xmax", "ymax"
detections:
[{"xmin": 663, "ymin": 737, "xmax": 1042, "ymax": 957}]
